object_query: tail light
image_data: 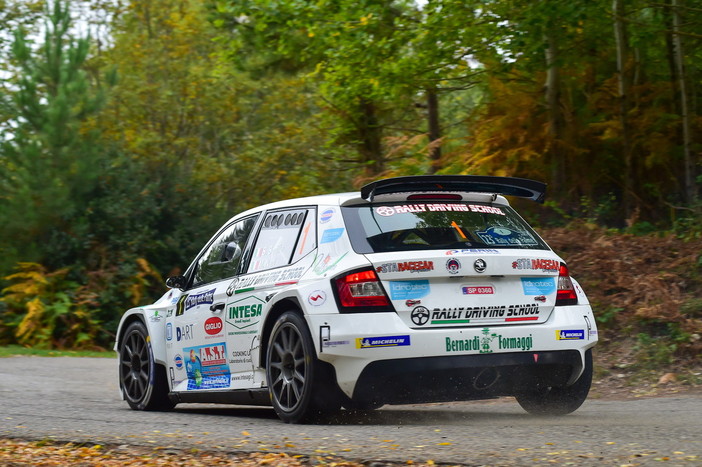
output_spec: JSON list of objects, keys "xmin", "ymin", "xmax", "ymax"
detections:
[
  {"xmin": 555, "ymin": 262, "xmax": 578, "ymax": 306},
  {"xmin": 334, "ymin": 268, "xmax": 393, "ymax": 312}
]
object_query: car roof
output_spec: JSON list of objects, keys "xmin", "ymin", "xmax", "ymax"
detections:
[{"xmin": 228, "ymin": 190, "xmax": 514, "ymax": 225}]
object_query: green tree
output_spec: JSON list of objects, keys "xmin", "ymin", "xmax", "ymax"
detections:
[{"xmin": 0, "ymin": 0, "xmax": 114, "ymax": 273}]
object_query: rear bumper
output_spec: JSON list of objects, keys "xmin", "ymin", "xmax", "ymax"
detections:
[
  {"xmin": 307, "ymin": 304, "xmax": 597, "ymax": 402},
  {"xmin": 352, "ymin": 350, "xmax": 581, "ymax": 405}
]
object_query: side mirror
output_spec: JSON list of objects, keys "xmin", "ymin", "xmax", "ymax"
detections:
[{"xmin": 165, "ymin": 275, "xmax": 187, "ymax": 290}]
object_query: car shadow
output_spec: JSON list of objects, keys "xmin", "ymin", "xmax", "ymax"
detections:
[{"xmin": 173, "ymin": 403, "xmax": 533, "ymax": 426}]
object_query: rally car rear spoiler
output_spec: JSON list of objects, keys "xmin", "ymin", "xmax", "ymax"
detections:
[{"xmin": 361, "ymin": 175, "xmax": 547, "ymax": 203}]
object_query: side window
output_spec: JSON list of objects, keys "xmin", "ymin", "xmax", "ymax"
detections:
[
  {"xmin": 248, "ymin": 208, "xmax": 314, "ymax": 273},
  {"xmin": 192, "ymin": 215, "xmax": 258, "ymax": 287}
]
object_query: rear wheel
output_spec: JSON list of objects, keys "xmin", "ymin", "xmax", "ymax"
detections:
[
  {"xmin": 119, "ymin": 320, "xmax": 174, "ymax": 411},
  {"xmin": 266, "ymin": 311, "xmax": 341, "ymax": 423},
  {"xmin": 516, "ymin": 349, "xmax": 593, "ymax": 416}
]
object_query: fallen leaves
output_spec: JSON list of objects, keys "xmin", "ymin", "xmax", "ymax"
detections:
[{"xmin": 0, "ymin": 439, "xmax": 459, "ymax": 467}]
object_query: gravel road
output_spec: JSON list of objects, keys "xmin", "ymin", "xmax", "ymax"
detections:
[{"xmin": 1, "ymin": 357, "xmax": 700, "ymax": 465}]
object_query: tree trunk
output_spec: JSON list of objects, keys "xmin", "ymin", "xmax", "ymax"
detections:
[
  {"xmin": 544, "ymin": 33, "xmax": 565, "ymax": 195},
  {"xmin": 671, "ymin": 0, "xmax": 696, "ymax": 203},
  {"xmin": 427, "ymin": 88, "xmax": 442, "ymax": 174},
  {"xmin": 358, "ymin": 99, "xmax": 384, "ymax": 176},
  {"xmin": 613, "ymin": 0, "xmax": 635, "ymax": 218}
]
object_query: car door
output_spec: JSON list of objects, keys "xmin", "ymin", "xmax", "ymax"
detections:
[
  {"xmin": 167, "ymin": 214, "xmax": 259, "ymax": 393},
  {"xmin": 224, "ymin": 207, "xmax": 316, "ymax": 389}
]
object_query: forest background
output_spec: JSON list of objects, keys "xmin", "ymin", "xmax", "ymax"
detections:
[{"xmin": 0, "ymin": 0, "xmax": 701, "ymax": 382}]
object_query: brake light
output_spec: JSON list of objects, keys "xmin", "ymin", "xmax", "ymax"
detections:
[
  {"xmin": 555, "ymin": 262, "xmax": 578, "ymax": 306},
  {"xmin": 335, "ymin": 269, "xmax": 391, "ymax": 308},
  {"xmin": 407, "ymin": 193, "xmax": 463, "ymax": 201}
]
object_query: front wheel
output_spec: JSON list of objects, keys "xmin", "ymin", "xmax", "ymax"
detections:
[
  {"xmin": 118, "ymin": 320, "xmax": 174, "ymax": 411},
  {"xmin": 516, "ymin": 349, "xmax": 593, "ymax": 416},
  {"xmin": 266, "ymin": 311, "xmax": 341, "ymax": 423}
]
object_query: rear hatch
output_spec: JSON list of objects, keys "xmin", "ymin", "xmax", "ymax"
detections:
[
  {"xmin": 342, "ymin": 199, "xmax": 561, "ymax": 329},
  {"xmin": 369, "ymin": 250, "xmax": 559, "ymax": 328}
]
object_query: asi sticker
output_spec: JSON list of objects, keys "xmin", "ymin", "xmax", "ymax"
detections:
[
  {"xmin": 389, "ymin": 280, "xmax": 430, "ymax": 300},
  {"xmin": 320, "ymin": 228, "xmax": 345, "ymax": 244},
  {"xmin": 184, "ymin": 343, "xmax": 230, "ymax": 390},
  {"xmin": 521, "ymin": 277, "xmax": 556, "ymax": 295}
]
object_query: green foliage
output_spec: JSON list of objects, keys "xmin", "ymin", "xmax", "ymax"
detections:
[
  {"xmin": 0, "ymin": 345, "xmax": 114, "ymax": 357},
  {"xmin": 0, "ymin": 263, "xmax": 101, "ymax": 349}
]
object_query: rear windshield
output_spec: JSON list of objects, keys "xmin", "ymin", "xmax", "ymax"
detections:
[{"xmin": 342, "ymin": 202, "xmax": 549, "ymax": 253}]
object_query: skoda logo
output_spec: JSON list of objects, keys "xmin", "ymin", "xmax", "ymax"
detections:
[
  {"xmin": 411, "ymin": 306, "xmax": 430, "ymax": 326},
  {"xmin": 474, "ymin": 259, "xmax": 487, "ymax": 273}
]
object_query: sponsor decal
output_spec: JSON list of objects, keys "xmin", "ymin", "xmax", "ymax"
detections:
[
  {"xmin": 184, "ymin": 343, "xmax": 230, "ymax": 390},
  {"xmin": 406, "ymin": 299, "xmax": 421, "ymax": 307},
  {"xmin": 445, "ymin": 327, "xmax": 533, "ymax": 354},
  {"xmin": 356, "ymin": 335, "xmax": 411, "ymax": 348},
  {"xmin": 236, "ymin": 266, "xmax": 306, "ymax": 290},
  {"xmin": 184, "ymin": 289, "xmax": 216, "ymax": 311},
  {"xmin": 375, "ymin": 204, "xmax": 505, "ymax": 217},
  {"xmin": 175, "ymin": 295, "xmax": 187, "ymax": 316},
  {"xmin": 413, "ymin": 303, "xmax": 542, "ymax": 326},
  {"xmin": 410, "ymin": 306, "xmax": 430, "ymax": 326},
  {"xmin": 376, "ymin": 261, "xmax": 434, "ymax": 274},
  {"xmin": 308, "ymin": 290, "xmax": 327, "ymax": 306},
  {"xmin": 166, "ymin": 308, "xmax": 173, "ymax": 317},
  {"xmin": 320, "ymin": 228, "xmax": 345, "ymax": 244},
  {"xmin": 319, "ymin": 208, "xmax": 335, "ymax": 223},
  {"xmin": 176, "ymin": 323, "xmax": 194, "ymax": 341},
  {"xmin": 473, "ymin": 258, "xmax": 486, "ymax": 273},
  {"xmin": 389, "ymin": 280, "xmax": 430, "ymax": 300},
  {"xmin": 521, "ymin": 277, "xmax": 556, "ymax": 295},
  {"xmin": 174, "ymin": 354, "xmax": 183, "ymax": 369},
  {"xmin": 229, "ymin": 349, "xmax": 253, "ymax": 365},
  {"xmin": 149, "ymin": 310, "xmax": 162, "ymax": 322},
  {"xmin": 226, "ymin": 278, "xmax": 239, "ymax": 297},
  {"xmin": 556, "ymin": 329, "xmax": 585, "ymax": 340},
  {"xmin": 204, "ymin": 317, "xmax": 224, "ymax": 336},
  {"xmin": 512, "ymin": 258, "xmax": 559, "ymax": 272},
  {"xmin": 322, "ymin": 340, "xmax": 350, "ymax": 348},
  {"xmin": 462, "ymin": 285, "xmax": 494, "ymax": 295},
  {"xmin": 446, "ymin": 249, "xmax": 501, "ymax": 255},
  {"xmin": 313, "ymin": 251, "xmax": 349, "ymax": 276},
  {"xmin": 534, "ymin": 295, "xmax": 547, "ymax": 302},
  {"xmin": 476, "ymin": 227, "xmax": 539, "ymax": 246},
  {"xmin": 166, "ymin": 323, "xmax": 173, "ymax": 341},
  {"xmin": 226, "ymin": 296, "xmax": 266, "ymax": 332},
  {"xmin": 446, "ymin": 258, "xmax": 461, "ymax": 274}
]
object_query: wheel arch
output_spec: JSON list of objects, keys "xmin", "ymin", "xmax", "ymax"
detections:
[
  {"xmin": 258, "ymin": 297, "xmax": 304, "ymax": 368},
  {"xmin": 114, "ymin": 308, "xmax": 168, "ymax": 366}
]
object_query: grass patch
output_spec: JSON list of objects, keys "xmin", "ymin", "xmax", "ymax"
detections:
[{"xmin": 0, "ymin": 345, "xmax": 115, "ymax": 358}]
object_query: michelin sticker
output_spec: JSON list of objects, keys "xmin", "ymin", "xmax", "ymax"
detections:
[{"xmin": 356, "ymin": 335, "xmax": 411, "ymax": 349}]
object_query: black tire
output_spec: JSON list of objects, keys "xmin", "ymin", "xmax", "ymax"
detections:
[
  {"xmin": 266, "ymin": 311, "xmax": 341, "ymax": 423},
  {"xmin": 118, "ymin": 320, "xmax": 175, "ymax": 411},
  {"xmin": 516, "ymin": 349, "xmax": 593, "ymax": 416}
]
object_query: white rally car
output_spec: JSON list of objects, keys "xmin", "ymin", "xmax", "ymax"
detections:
[{"xmin": 115, "ymin": 175, "xmax": 597, "ymax": 423}]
